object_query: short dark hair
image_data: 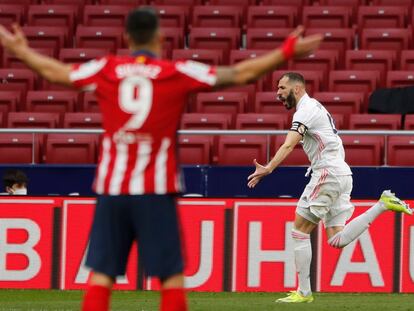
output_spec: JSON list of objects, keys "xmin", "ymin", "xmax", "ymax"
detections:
[
  {"xmin": 280, "ymin": 72, "xmax": 306, "ymax": 85},
  {"xmin": 3, "ymin": 169, "xmax": 28, "ymax": 189},
  {"xmin": 126, "ymin": 7, "xmax": 159, "ymax": 45}
]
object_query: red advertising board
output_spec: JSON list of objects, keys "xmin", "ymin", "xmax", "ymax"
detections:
[
  {"xmin": 232, "ymin": 200, "xmax": 297, "ymax": 292},
  {"xmin": 60, "ymin": 199, "xmax": 137, "ymax": 290},
  {"xmin": 400, "ymin": 200, "xmax": 414, "ymax": 293},
  {"xmin": 145, "ymin": 199, "xmax": 230, "ymax": 291},
  {"xmin": 317, "ymin": 201, "xmax": 396, "ymax": 293},
  {"xmin": 0, "ymin": 198, "xmax": 56, "ymax": 289}
]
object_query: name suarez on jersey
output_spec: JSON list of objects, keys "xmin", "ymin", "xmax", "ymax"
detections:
[{"xmin": 115, "ymin": 63, "xmax": 161, "ymax": 79}]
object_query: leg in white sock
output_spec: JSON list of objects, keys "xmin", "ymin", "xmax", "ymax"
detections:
[{"xmin": 292, "ymin": 228, "xmax": 312, "ymax": 296}]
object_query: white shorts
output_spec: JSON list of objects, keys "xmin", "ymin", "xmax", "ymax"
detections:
[{"xmin": 296, "ymin": 170, "xmax": 355, "ymax": 227}]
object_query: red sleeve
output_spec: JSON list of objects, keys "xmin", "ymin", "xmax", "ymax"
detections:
[
  {"xmin": 69, "ymin": 57, "xmax": 108, "ymax": 91},
  {"xmin": 174, "ymin": 60, "xmax": 217, "ymax": 92}
]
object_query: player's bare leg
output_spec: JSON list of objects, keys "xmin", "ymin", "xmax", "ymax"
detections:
[
  {"xmin": 160, "ymin": 273, "xmax": 188, "ymax": 311},
  {"xmin": 81, "ymin": 271, "xmax": 114, "ymax": 311}
]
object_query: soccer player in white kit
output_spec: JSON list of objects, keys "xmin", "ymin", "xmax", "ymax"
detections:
[{"xmin": 247, "ymin": 72, "xmax": 413, "ymax": 303}]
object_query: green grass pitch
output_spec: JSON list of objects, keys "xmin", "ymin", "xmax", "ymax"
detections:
[{"xmin": 0, "ymin": 290, "xmax": 413, "ymax": 311}]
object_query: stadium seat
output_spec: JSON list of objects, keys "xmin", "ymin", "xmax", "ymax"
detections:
[
  {"xmin": 357, "ymin": 6, "xmax": 406, "ymax": 29},
  {"xmin": 59, "ymin": 48, "xmax": 109, "ymax": 63},
  {"xmin": 329, "ymin": 70, "xmax": 380, "ymax": 93},
  {"xmin": 270, "ymin": 70, "xmax": 324, "ymax": 94},
  {"xmin": 255, "ymin": 92, "xmax": 294, "ymax": 116},
  {"xmin": 99, "ymin": 0, "xmax": 145, "ymax": 4},
  {"xmin": 75, "ymin": 26, "xmax": 124, "ymax": 53},
  {"xmin": 3, "ymin": 48, "xmax": 54, "ymax": 68},
  {"xmin": 360, "ymin": 28, "xmax": 412, "ymax": 53},
  {"xmin": 83, "ymin": 5, "xmax": 130, "ymax": 27},
  {"xmin": 305, "ymin": 28, "xmax": 354, "ymax": 64},
  {"xmin": 399, "ymin": 50, "xmax": 414, "ymax": 70},
  {"xmin": 247, "ymin": 6, "xmax": 297, "ymax": 28},
  {"xmin": 330, "ymin": 113, "xmax": 345, "ymax": 129},
  {"xmin": 272, "ymin": 134, "xmax": 308, "ymax": 165},
  {"xmin": 387, "ymin": 135, "xmax": 414, "ymax": 166},
  {"xmin": 319, "ymin": 0, "xmax": 364, "ymax": 6},
  {"xmin": 0, "ymin": 4, "xmax": 25, "ymax": 26},
  {"xmin": 235, "ymin": 113, "xmax": 288, "ymax": 129},
  {"xmin": 162, "ymin": 27, "xmax": 185, "ymax": 58},
  {"xmin": 372, "ymin": 0, "xmax": 412, "ymax": 4},
  {"xmin": 0, "ymin": 69, "xmax": 36, "ymax": 95},
  {"xmin": 21, "ymin": 26, "xmax": 68, "ymax": 56},
  {"xmin": 302, "ymin": 6, "xmax": 352, "ymax": 28},
  {"xmin": 44, "ymin": 0, "xmax": 94, "ymax": 4},
  {"xmin": 7, "ymin": 112, "xmax": 60, "ymax": 128},
  {"xmin": 0, "ymin": 0, "xmax": 34, "ymax": 5},
  {"xmin": 246, "ymin": 28, "xmax": 292, "ymax": 49},
  {"xmin": 223, "ymin": 84, "xmax": 256, "ymax": 111},
  {"xmin": 172, "ymin": 49, "xmax": 223, "ymax": 65},
  {"xmin": 349, "ymin": 113, "xmax": 401, "ymax": 130},
  {"xmin": 261, "ymin": 0, "xmax": 306, "ymax": 5},
  {"xmin": 189, "ymin": 28, "xmax": 240, "ymax": 61},
  {"xmin": 154, "ymin": 5, "xmax": 188, "ymax": 28},
  {"xmin": 0, "ymin": 91, "xmax": 19, "ymax": 118},
  {"xmin": 152, "ymin": 0, "xmax": 202, "ymax": 5},
  {"xmin": 217, "ymin": 135, "xmax": 268, "ymax": 165},
  {"xmin": 25, "ymin": 90, "xmax": 77, "ymax": 114},
  {"xmin": 178, "ymin": 135, "xmax": 212, "ymax": 165},
  {"xmin": 63, "ymin": 112, "xmax": 102, "ymax": 128},
  {"xmin": 386, "ymin": 71, "xmax": 414, "ymax": 88},
  {"xmin": 341, "ymin": 135, "xmax": 384, "ymax": 165},
  {"xmin": 0, "ymin": 112, "xmax": 4, "ymax": 127},
  {"xmin": 180, "ymin": 113, "xmax": 232, "ymax": 129},
  {"xmin": 192, "ymin": 5, "xmax": 242, "ymax": 28},
  {"xmin": 81, "ymin": 92, "xmax": 99, "ymax": 112},
  {"xmin": 404, "ymin": 115, "xmax": 414, "ymax": 130},
  {"xmin": 208, "ymin": 0, "xmax": 256, "ymax": 5},
  {"xmin": 27, "ymin": 5, "xmax": 77, "ymax": 31},
  {"xmin": 44, "ymin": 134, "xmax": 97, "ymax": 164},
  {"xmin": 0, "ymin": 133, "xmax": 40, "ymax": 164},
  {"xmin": 194, "ymin": 92, "xmax": 248, "ymax": 115}
]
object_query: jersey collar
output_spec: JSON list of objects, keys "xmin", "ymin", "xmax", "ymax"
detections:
[
  {"xmin": 296, "ymin": 93, "xmax": 309, "ymax": 111},
  {"xmin": 130, "ymin": 50, "xmax": 157, "ymax": 58}
]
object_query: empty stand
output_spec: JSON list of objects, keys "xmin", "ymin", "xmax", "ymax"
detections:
[
  {"xmin": 246, "ymin": 28, "xmax": 292, "ymax": 49},
  {"xmin": 404, "ymin": 115, "xmax": 414, "ymax": 130},
  {"xmin": 63, "ymin": 112, "xmax": 102, "ymax": 128},
  {"xmin": 83, "ymin": 5, "xmax": 130, "ymax": 27},
  {"xmin": 217, "ymin": 135, "xmax": 267, "ymax": 165},
  {"xmin": 45, "ymin": 134, "xmax": 97, "ymax": 164},
  {"xmin": 386, "ymin": 71, "xmax": 414, "ymax": 88},
  {"xmin": 289, "ymin": 50, "xmax": 338, "ymax": 82},
  {"xmin": 7, "ymin": 112, "xmax": 60, "ymax": 128},
  {"xmin": 178, "ymin": 135, "xmax": 212, "ymax": 165},
  {"xmin": 235, "ymin": 113, "xmax": 288, "ymax": 129},
  {"xmin": 59, "ymin": 48, "xmax": 109, "ymax": 63},
  {"xmin": 329, "ymin": 70, "xmax": 380, "ymax": 93},
  {"xmin": 255, "ymin": 92, "xmax": 294, "ymax": 116},
  {"xmin": 172, "ymin": 49, "xmax": 223, "ymax": 65},
  {"xmin": 81, "ymin": 92, "xmax": 99, "ymax": 112},
  {"xmin": 75, "ymin": 26, "xmax": 123, "ymax": 53},
  {"xmin": 341, "ymin": 135, "xmax": 384, "ymax": 166},
  {"xmin": 154, "ymin": 5, "xmax": 188, "ymax": 28},
  {"xmin": 22, "ymin": 26, "xmax": 68, "ymax": 56},
  {"xmin": 192, "ymin": 5, "xmax": 242, "ymax": 28},
  {"xmin": 25, "ymin": 90, "xmax": 77, "ymax": 113},
  {"xmin": 273, "ymin": 135, "xmax": 309, "ymax": 165},
  {"xmin": 302, "ymin": 6, "xmax": 352, "ymax": 28},
  {"xmin": 400, "ymin": 50, "xmax": 414, "ymax": 70},
  {"xmin": 261, "ymin": 0, "xmax": 306, "ymax": 5},
  {"xmin": 247, "ymin": 6, "xmax": 297, "ymax": 28},
  {"xmin": 357, "ymin": 6, "xmax": 406, "ymax": 28},
  {"xmin": 162, "ymin": 27, "xmax": 185, "ymax": 58},
  {"xmin": 0, "ymin": 91, "xmax": 19, "ymax": 119},
  {"xmin": 0, "ymin": 4, "xmax": 25, "ymax": 26},
  {"xmin": 3, "ymin": 48, "xmax": 54, "ymax": 68},
  {"xmin": 349, "ymin": 114, "xmax": 401, "ymax": 130},
  {"xmin": 387, "ymin": 135, "xmax": 414, "ymax": 166},
  {"xmin": 194, "ymin": 92, "xmax": 248, "ymax": 115},
  {"xmin": 28, "ymin": 5, "xmax": 77, "ymax": 31},
  {"xmin": 0, "ymin": 133, "xmax": 40, "ymax": 164},
  {"xmin": 271, "ymin": 70, "xmax": 324, "ymax": 94},
  {"xmin": 0, "ymin": 69, "xmax": 36, "ymax": 95},
  {"xmin": 181, "ymin": 113, "xmax": 232, "ymax": 129},
  {"xmin": 360, "ymin": 28, "xmax": 412, "ymax": 52}
]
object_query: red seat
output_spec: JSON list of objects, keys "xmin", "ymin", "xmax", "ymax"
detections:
[
  {"xmin": 59, "ymin": 48, "xmax": 109, "ymax": 63},
  {"xmin": 360, "ymin": 28, "xmax": 412, "ymax": 53},
  {"xmin": 247, "ymin": 6, "xmax": 297, "ymax": 28},
  {"xmin": 330, "ymin": 113, "xmax": 345, "ymax": 129},
  {"xmin": 162, "ymin": 27, "xmax": 185, "ymax": 58},
  {"xmin": 25, "ymin": 90, "xmax": 77, "ymax": 113},
  {"xmin": 0, "ymin": 91, "xmax": 19, "ymax": 120},
  {"xmin": 194, "ymin": 92, "xmax": 248, "ymax": 115},
  {"xmin": 63, "ymin": 112, "xmax": 102, "ymax": 128},
  {"xmin": 272, "ymin": 135, "xmax": 308, "ymax": 165},
  {"xmin": 404, "ymin": 115, "xmax": 414, "ymax": 130},
  {"xmin": 7, "ymin": 112, "xmax": 60, "ymax": 128},
  {"xmin": 229, "ymin": 49, "xmax": 269, "ymax": 87},
  {"xmin": 0, "ymin": 4, "xmax": 25, "ymax": 26},
  {"xmin": 154, "ymin": 5, "xmax": 188, "ymax": 28},
  {"xmin": 3, "ymin": 48, "xmax": 53, "ymax": 68},
  {"xmin": 217, "ymin": 135, "xmax": 268, "ymax": 165},
  {"xmin": 345, "ymin": 50, "xmax": 395, "ymax": 87},
  {"xmin": 341, "ymin": 135, "xmax": 384, "ymax": 165},
  {"xmin": 180, "ymin": 113, "xmax": 232, "ymax": 129},
  {"xmin": 246, "ymin": 28, "xmax": 291, "ymax": 49},
  {"xmin": 223, "ymin": 84, "xmax": 256, "ymax": 111},
  {"xmin": 28, "ymin": 5, "xmax": 77, "ymax": 31},
  {"xmin": 99, "ymin": 0, "xmax": 145, "ymax": 4},
  {"xmin": 0, "ymin": 69, "xmax": 36, "ymax": 95},
  {"xmin": 44, "ymin": 0, "xmax": 93, "ymax": 4},
  {"xmin": 255, "ymin": 92, "xmax": 294, "ymax": 116},
  {"xmin": 81, "ymin": 92, "xmax": 99, "ymax": 112},
  {"xmin": 357, "ymin": 6, "xmax": 406, "ymax": 29},
  {"xmin": 0, "ymin": 133, "xmax": 40, "ymax": 164},
  {"xmin": 305, "ymin": 28, "xmax": 354, "ymax": 65},
  {"xmin": 189, "ymin": 28, "xmax": 240, "ymax": 60},
  {"xmin": 235, "ymin": 113, "xmax": 288, "ymax": 129},
  {"xmin": 152, "ymin": 0, "xmax": 202, "ymax": 4},
  {"xmin": 399, "ymin": 50, "xmax": 414, "ymax": 70},
  {"xmin": 208, "ymin": 0, "xmax": 256, "ymax": 4},
  {"xmin": 270, "ymin": 70, "xmax": 324, "ymax": 94},
  {"xmin": 262, "ymin": 0, "xmax": 306, "ymax": 5},
  {"xmin": 83, "ymin": 5, "xmax": 130, "ymax": 27},
  {"xmin": 172, "ymin": 49, "xmax": 223, "ymax": 65},
  {"xmin": 76, "ymin": 26, "xmax": 123, "ymax": 53},
  {"xmin": 329, "ymin": 70, "xmax": 380, "ymax": 93},
  {"xmin": 302, "ymin": 6, "xmax": 352, "ymax": 28},
  {"xmin": 372, "ymin": 0, "xmax": 412, "ymax": 4},
  {"xmin": 192, "ymin": 5, "xmax": 242, "ymax": 28},
  {"xmin": 320, "ymin": 0, "xmax": 364, "ymax": 6},
  {"xmin": 45, "ymin": 134, "xmax": 97, "ymax": 164},
  {"xmin": 349, "ymin": 113, "xmax": 401, "ymax": 130},
  {"xmin": 21, "ymin": 26, "xmax": 68, "ymax": 56},
  {"xmin": 0, "ymin": 0, "xmax": 35, "ymax": 5},
  {"xmin": 386, "ymin": 71, "xmax": 414, "ymax": 88},
  {"xmin": 387, "ymin": 135, "xmax": 414, "ymax": 166},
  {"xmin": 178, "ymin": 135, "xmax": 212, "ymax": 165}
]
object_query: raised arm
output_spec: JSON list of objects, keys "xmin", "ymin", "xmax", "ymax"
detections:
[
  {"xmin": 214, "ymin": 26, "xmax": 322, "ymax": 88},
  {"xmin": 0, "ymin": 24, "xmax": 72, "ymax": 86}
]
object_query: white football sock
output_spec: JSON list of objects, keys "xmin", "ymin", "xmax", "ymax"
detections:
[
  {"xmin": 292, "ymin": 229, "xmax": 312, "ymax": 296},
  {"xmin": 328, "ymin": 201, "xmax": 386, "ymax": 248}
]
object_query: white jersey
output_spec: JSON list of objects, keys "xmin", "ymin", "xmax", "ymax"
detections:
[{"xmin": 291, "ymin": 93, "xmax": 352, "ymax": 176}]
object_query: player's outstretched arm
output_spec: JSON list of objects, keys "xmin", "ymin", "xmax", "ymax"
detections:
[
  {"xmin": 247, "ymin": 131, "xmax": 302, "ymax": 188},
  {"xmin": 215, "ymin": 26, "xmax": 322, "ymax": 88},
  {"xmin": 0, "ymin": 24, "xmax": 72, "ymax": 86}
]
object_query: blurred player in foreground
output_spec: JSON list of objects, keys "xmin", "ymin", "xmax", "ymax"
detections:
[
  {"xmin": 248, "ymin": 72, "xmax": 413, "ymax": 303},
  {"xmin": 0, "ymin": 7, "xmax": 322, "ymax": 311}
]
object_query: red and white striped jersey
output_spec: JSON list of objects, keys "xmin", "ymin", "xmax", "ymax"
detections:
[{"xmin": 69, "ymin": 53, "xmax": 216, "ymax": 195}]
